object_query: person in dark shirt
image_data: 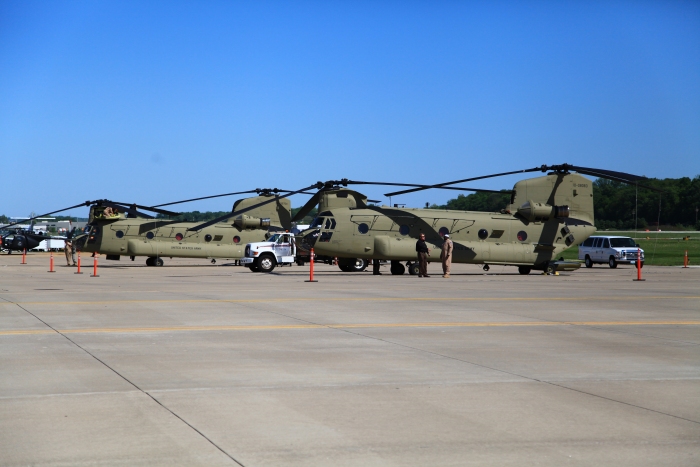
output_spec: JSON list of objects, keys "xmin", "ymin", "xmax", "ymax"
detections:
[{"xmin": 415, "ymin": 233, "xmax": 430, "ymax": 277}]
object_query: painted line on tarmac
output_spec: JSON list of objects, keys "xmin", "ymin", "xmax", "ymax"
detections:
[
  {"xmin": 1, "ymin": 295, "xmax": 700, "ymax": 306},
  {"xmin": 2, "ymin": 320, "xmax": 699, "ymax": 336}
]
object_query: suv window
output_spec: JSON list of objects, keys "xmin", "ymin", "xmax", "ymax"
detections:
[
  {"xmin": 582, "ymin": 238, "xmax": 594, "ymax": 247},
  {"xmin": 593, "ymin": 238, "xmax": 601, "ymax": 248},
  {"xmin": 602, "ymin": 239, "xmax": 610, "ymax": 248}
]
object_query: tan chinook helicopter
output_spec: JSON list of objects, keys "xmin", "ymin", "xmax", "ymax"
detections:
[
  {"xmin": 292, "ymin": 164, "xmax": 661, "ymax": 275},
  {"xmin": 8, "ymin": 189, "xmax": 303, "ymax": 266}
]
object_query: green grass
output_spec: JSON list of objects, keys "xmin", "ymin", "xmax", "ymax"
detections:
[{"xmin": 560, "ymin": 231, "xmax": 700, "ymax": 266}]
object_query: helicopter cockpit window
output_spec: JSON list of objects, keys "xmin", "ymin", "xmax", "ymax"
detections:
[
  {"xmin": 310, "ymin": 217, "xmax": 324, "ymax": 228},
  {"xmin": 324, "ymin": 218, "xmax": 336, "ymax": 230}
]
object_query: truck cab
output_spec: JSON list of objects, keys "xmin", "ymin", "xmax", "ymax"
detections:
[{"xmin": 241, "ymin": 233, "xmax": 296, "ymax": 273}]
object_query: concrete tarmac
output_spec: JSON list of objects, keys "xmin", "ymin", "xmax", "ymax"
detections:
[{"xmin": 1, "ymin": 253, "xmax": 698, "ymax": 466}]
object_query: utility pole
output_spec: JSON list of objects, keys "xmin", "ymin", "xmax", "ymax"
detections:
[{"xmin": 634, "ymin": 184, "xmax": 638, "ymax": 233}]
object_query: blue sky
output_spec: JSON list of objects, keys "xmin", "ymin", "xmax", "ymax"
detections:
[{"xmin": 1, "ymin": 1, "xmax": 699, "ymax": 218}]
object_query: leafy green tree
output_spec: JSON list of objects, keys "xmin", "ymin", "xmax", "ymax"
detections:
[{"xmin": 291, "ymin": 207, "xmax": 317, "ymax": 224}]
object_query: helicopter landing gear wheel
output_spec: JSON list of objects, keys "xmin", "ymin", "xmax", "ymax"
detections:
[
  {"xmin": 518, "ymin": 266, "xmax": 531, "ymax": 275},
  {"xmin": 351, "ymin": 258, "xmax": 368, "ymax": 272},
  {"xmin": 585, "ymin": 255, "xmax": 593, "ymax": 268},
  {"xmin": 146, "ymin": 257, "xmax": 163, "ymax": 266},
  {"xmin": 608, "ymin": 256, "xmax": 617, "ymax": 269},
  {"xmin": 339, "ymin": 258, "xmax": 368, "ymax": 272},
  {"xmin": 407, "ymin": 262, "xmax": 420, "ymax": 275},
  {"xmin": 258, "ymin": 254, "xmax": 276, "ymax": 273},
  {"xmin": 390, "ymin": 261, "xmax": 405, "ymax": 275},
  {"xmin": 544, "ymin": 262, "xmax": 555, "ymax": 274},
  {"xmin": 483, "ymin": 264, "xmax": 490, "ymax": 272}
]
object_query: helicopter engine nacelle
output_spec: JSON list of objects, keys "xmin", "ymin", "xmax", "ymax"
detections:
[
  {"xmin": 517, "ymin": 200, "xmax": 569, "ymax": 221},
  {"xmin": 234, "ymin": 215, "xmax": 271, "ymax": 230}
]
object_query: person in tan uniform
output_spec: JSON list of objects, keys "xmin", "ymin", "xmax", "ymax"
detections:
[
  {"xmin": 64, "ymin": 239, "xmax": 76, "ymax": 266},
  {"xmin": 441, "ymin": 233, "xmax": 453, "ymax": 278}
]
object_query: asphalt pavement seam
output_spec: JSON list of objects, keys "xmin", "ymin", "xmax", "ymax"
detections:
[{"xmin": 0, "ymin": 295, "xmax": 246, "ymax": 467}]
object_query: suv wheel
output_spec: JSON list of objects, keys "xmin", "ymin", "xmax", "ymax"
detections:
[
  {"xmin": 258, "ymin": 254, "xmax": 276, "ymax": 273},
  {"xmin": 608, "ymin": 256, "xmax": 617, "ymax": 269},
  {"xmin": 584, "ymin": 255, "xmax": 593, "ymax": 268}
]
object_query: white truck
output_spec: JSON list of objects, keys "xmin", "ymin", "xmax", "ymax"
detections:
[
  {"xmin": 241, "ymin": 232, "xmax": 369, "ymax": 273},
  {"xmin": 241, "ymin": 233, "xmax": 297, "ymax": 273}
]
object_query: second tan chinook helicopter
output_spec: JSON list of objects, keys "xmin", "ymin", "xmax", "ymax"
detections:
[
  {"xmin": 290, "ymin": 164, "xmax": 661, "ymax": 275},
  {"xmin": 6, "ymin": 189, "xmax": 304, "ymax": 267}
]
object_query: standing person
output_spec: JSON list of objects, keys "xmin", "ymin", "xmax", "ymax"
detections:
[
  {"xmin": 64, "ymin": 239, "xmax": 76, "ymax": 266},
  {"xmin": 372, "ymin": 259, "xmax": 381, "ymax": 275},
  {"xmin": 68, "ymin": 227, "xmax": 77, "ymax": 265},
  {"xmin": 441, "ymin": 233, "xmax": 453, "ymax": 278},
  {"xmin": 415, "ymin": 233, "xmax": 430, "ymax": 277}
]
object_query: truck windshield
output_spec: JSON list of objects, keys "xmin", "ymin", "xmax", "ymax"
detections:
[
  {"xmin": 610, "ymin": 238, "xmax": 637, "ymax": 248},
  {"xmin": 267, "ymin": 234, "xmax": 280, "ymax": 243}
]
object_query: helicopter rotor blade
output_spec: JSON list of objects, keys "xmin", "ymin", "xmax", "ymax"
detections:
[
  {"xmin": 383, "ymin": 168, "xmax": 543, "ymax": 197},
  {"xmin": 109, "ymin": 202, "xmax": 180, "ymax": 217},
  {"xmin": 188, "ymin": 183, "xmax": 323, "ymax": 231},
  {"xmin": 1, "ymin": 201, "xmax": 93, "ymax": 230},
  {"xmin": 153, "ymin": 189, "xmax": 319, "ymax": 209},
  {"xmin": 291, "ymin": 191, "xmax": 324, "ymax": 222},
  {"xmin": 153, "ymin": 190, "xmax": 260, "ymax": 208},
  {"xmin": 384, "ymin": 164, "xmax": 663, "ymax": 197},
  {"xmin": 546, "ymin": 164, "xmax": 663, "ymax": 192}
]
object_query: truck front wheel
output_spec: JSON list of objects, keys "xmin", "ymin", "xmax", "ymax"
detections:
[{"xmin": 258, "ymin": 254, "xmax": 276, "ymax": 273}]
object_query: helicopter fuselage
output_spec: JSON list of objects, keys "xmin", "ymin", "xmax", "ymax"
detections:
[
  {"xmin": 76, "ymin": 216, "xmax": 275, "ymax": 261},
  {"xmin": 303, "ymin": 205, "xmax": 596, "ymax": 268},
  {"xmin": 300, "ymin": 172, "xmax": 598, "ymax": 271}
]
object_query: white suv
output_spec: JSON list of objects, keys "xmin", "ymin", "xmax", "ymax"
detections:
[{"xmin": 578, "ymin": 236, "xmax": 644, "ymax": 269}]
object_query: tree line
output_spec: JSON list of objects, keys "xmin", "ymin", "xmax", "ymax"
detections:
[{"xmin": 429, "ymin": 176, "xmax": 700, "ymax": 230}]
